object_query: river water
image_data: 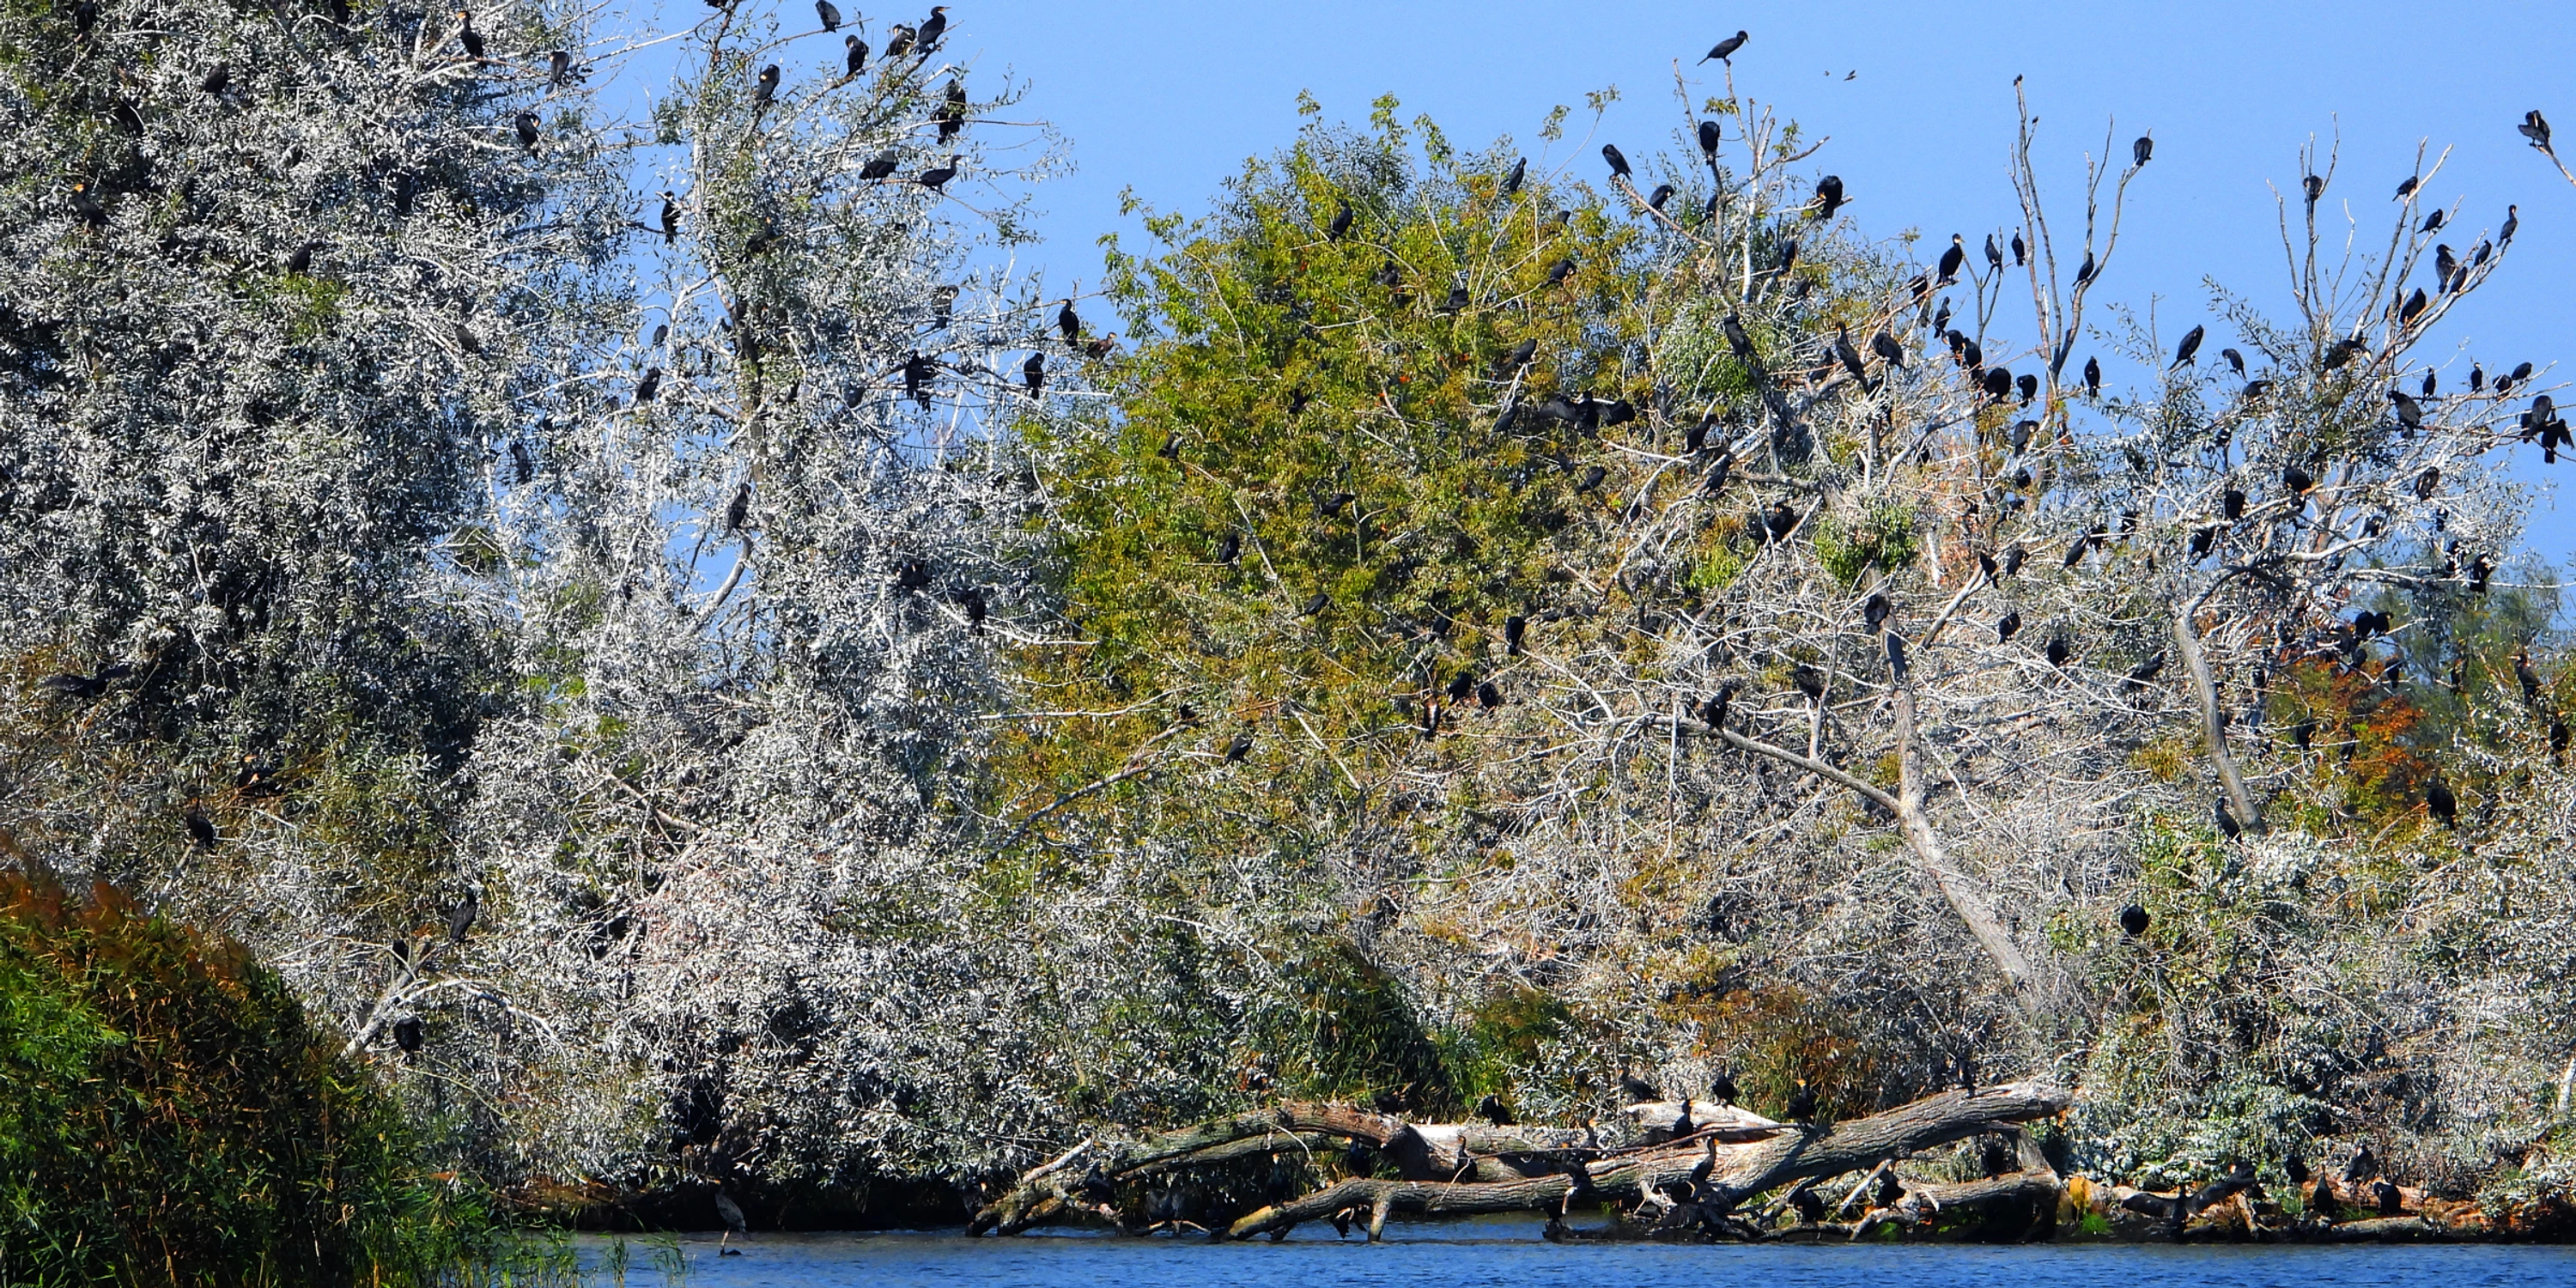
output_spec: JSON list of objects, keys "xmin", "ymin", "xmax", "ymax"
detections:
[{"xmin": 574, "ymin": 1219, "xmax": 2576, "ymax": 1287}]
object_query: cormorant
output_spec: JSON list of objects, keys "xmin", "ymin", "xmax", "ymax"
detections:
[
  {"xmin": 2310, "ymin": 1175, "xmax": 2339, "ymax": 1222},
  {"xmin": 753, "ymin": 63, "xmax": 779, "ymax": 108},
  {"xmin": 1477, "ymin": 1094, "xmax": 1514, "ymax": 1127},
  {"xmin": 1546, "ymin": 257, "xmax": 1577, "ymax": 287},
  {"xmin": 1936, "ymin": 234, "xmax": 1965, "ymax": 284},
  {"xmin": 2084, "ymin": 355, "xmax": 2102, "ymax": 397},
  {"xmin": 1476, "ymin": 681, "xmax": 1501, "ymax": 710},
  {"xmin": 1327, "ymin": 201, "xmax": 1352, "ymax": 240},
  {"xmin": 1701, "ymin": 683, "xmax": 1735, "ymax": 732},
  {"xmin": 903, "ymin": 352, "xmax": 934, "ymax": 406},
  {"xmin": 1576, "ymin": 464, "xmax": 1607, "ymax": 494},
  {"xmin": 2304, "ymin": 173, "xmax": 2325, "ymax": 204},
  {"xmin": 2075, "ymin": 251, "xmax": 2096, "ymax": 285},
  {"xmin": 1834, "ymin": 326, "xmax": 1868, "ymax": 383},
  {"xmin": 634, "ymin": 367, "xmax": 661, "ymax": 403},
  {"xmin": 1698, "ymin": 120, "xmax": 1721, "ymax": 156},
  {"xmin": 2426, "ymin": 780, "xmax": 2457, "ymax": 827},
  {"xmin": 1700, "ymin": 30, "xmax": 1748, "ymax": 64},
  {"xmin": 2283, "ymin": 464, "xmax": 2313, "ymax": 495},
  {"xmin": 885, "ymin": 24, "xmax": 914, "ymax": 59},
  {"xmin": 2046, "ymin": 637, "xmax": 2072, "ymax": 668},
  {"xmin": 660, "ymin": 191, "xmax": 681, "ymax": 241},
  {"xmin": 2221, "ymin": 487, "xmax": 2246, "ymax": 520},
  {"xmin": 1792, "ymin": 664, "xmax": 1826, "ymax": 702},
  {"xmin": 845, "ymin": 35, "xmax": 868, "ymax": 77},
  {"xmin": 393, "ymin": 1017, "xmax": 424, "ymax": 1052},
  {"xmin": 2118, "ymin": 902, "xmax": 2149, "ymax": 937},
  {"xmin": 2133, "ymin": 135, "xmax": 2153, "ymax": 167},
  {"xmin": 1982, "ymin": 367, "xmax": 2013, "ymax": 401},
  {"xmin": 2344, "ymin": 1142, "xmax": 2377, "ymax": 1183},
  {"xmin": 2372, "ymin": 1178, "xmax": 2403, "ymax": 1216},
  {"xmin": 1869, "ymin": 330, "xmax": 1905, "ymax": 368},
  {"xmin": 1784, "ymin": 1078, "xmax": 1817, "ymax": 1123},
  {"xmin": 2395, "ymin": 176, "xmax": 2418, "ymax": 201},
  {"xmin": 1996, "ymin": 611, "xmax": 2020, "ymax": 643},
  {"xmin": 2215, "ymin": 797, "xmax": 2241, "ymax": 841},
  {"xmin": 1984, "ymin": 233, "xmax": 2003, "ymax": 274},
  {"xmin": 2003, "ymin": 545, "xmax": 2026, "ymax": 577},
  {"xmin": 2062, "ymin": 537, "xmax": 2087, "ymax": 569},
  {"xmin": 457, "ymin": 10, "xmax": 483, "ymax": 59},
  {"xmin": 2286, "ymin": 1156, "xmax": 2311, "ymax": 1185},
  {"xmin": 202, "ymin": 64, "xmax": 230, "ymax": 94},
  {"xmin": 2421, "ymin": 209, "xmax": 2445, "ymax": 234},
  {"xmin": 1709, "ymin": 1071, "xmax": 1739, "ymax": 1106},
  {"xmin": 1301, "ymin": 592, "xmax": 1329, "ymax": 617},
  {"xmin": 817, "ymin": 0, "xmax": 841, "ymax": 29},
  {"xmin": 1863, "ymin": 592, "xmax": 1890, "ymax": 633},
  {"xmin": 515, "ymin": 111, "xmax": 540, "ymax": 151},
  {"xmin": 1647, "ymin": 183, "xmax": 1674, "ymax": 211},
  {"xmin": 1504, "ymin": 157, "xmax": 1526, "ymax": 193},
  {"xmin": 511, "ymin": 440, "xmax": 534, "ymax": 483},
  {"xmin": 286, "ymin": 241, "xmax": 319, "ymax": 276},
  {"xmin": 919, "ymin": 155, "xmax": 960, "ymax": 189},
  {"xmin": 2524, "ymin": 110, "xmax": 2554, "ymax": 151},
  {"xmin": 1619, "ymin": 1072, "xmax": 1662, "ymax": 1103},
  {"xmin": 726, "ymin": 483, "xmax": 750, "ymax": 533},
  {"xmin": 1873, "ymin": 1169, "xmax": 1904, "ymax": 1207},
  {"xmin": 1505, "ymin": 615, "xmax": 1528, "ymax": 655},
  {"xmin": 550, "ymin": 50, "xmax": 571, "ymax": 86},
  {"xmin": 1215, "ymin": 532, "xmax": 1240, "ymax": 563},
  {"xmin": 1809, "ymin": 174, "xmax": 1845, "ymax": 220},
  {"xmin": 2016, "ymin": 373, "xmax": 2038, "ymax": 405},
  {"xmin": 1224, "ymin": 732, "xmax": 1253, "ymax": 762},
  {"xmin": 2190, "ymin": 527, "xmax": 2214, "ymax": 558},
  {"xmin": 447, "ymin": 887, "xmax": 478, "ymax": 943},
  {"xmin": 2172, "ymin": 325, "xmax": 2203, "ymax": 368},
  {"xmin": 917, "ymin": 5, "xmax": 948, "ymax": 52},
  {"xmin": 184, "ymin": 800, "xmax": 218, "ymax": 851},
  {"xmin": 1764, "ymin": 501, "xmax": 1799, "ymax": 542},
  {"xmin": 1023, "ymin": 351, "xmax": 1044, "ymax": 393},
  {"xmin": 2502, "ymin": 204, "xmax": 2518, "ymax": 246}
]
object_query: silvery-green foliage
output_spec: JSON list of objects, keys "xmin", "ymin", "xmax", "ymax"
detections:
[{"xmin": 432, "ymin": 3, "xmax": 1085, "ymax": 1184}]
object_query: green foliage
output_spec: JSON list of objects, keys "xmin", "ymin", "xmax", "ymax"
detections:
[
  {"xmin": 1810, "ymin": 496, "xmax": 1920, "ymax": 586},
  {"xmin": 0, "ymin": 872, "xmax": 526, "ymax": 1285}
]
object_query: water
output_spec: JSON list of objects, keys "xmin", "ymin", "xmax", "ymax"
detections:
[{"xmin": 573, "ymin": 1219, "xmax": 2576, "ymax": 1287}]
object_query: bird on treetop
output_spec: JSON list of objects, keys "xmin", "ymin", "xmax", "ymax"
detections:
[
  {"xmin": 817, "ymin": 0, "xmax": 841, "ymax": 30},
  {"xmin": 1701, "ymin": 30, "xmax": 1748, "ymax": 64},
  {"xmin": 2132, "ymin": 135, "xmax": 2153, "ymax": 167},
  {"xmin": 1602, "ymin": 143, "xmax": 1631, "ymax": 179}
]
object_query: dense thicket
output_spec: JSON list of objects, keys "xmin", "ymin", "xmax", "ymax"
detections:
[{"xmin": 3, "ymin": 0, "xmax": 2574, "ymax": 1242}]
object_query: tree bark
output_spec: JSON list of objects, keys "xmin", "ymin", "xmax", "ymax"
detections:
[
  {"xmin": 2174, "ymin": 605, "xmax": 2264, "ymax": 835},
  {"xmin": 1893, "ymin": 673, "xmax": 2045, "ymax": 1021}
]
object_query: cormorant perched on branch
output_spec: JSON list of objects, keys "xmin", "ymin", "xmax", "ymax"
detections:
[
  {"xmin": 2215, "ymin": 797, "xmax": 2241, "ymax": 841},
  {"xmin": 1791, "ymin": 664, "xmax": 1825, "ymax": 702},
  {"xmin": 1700, "ymin": 30, "xmax": 1747, "ymax": 64},
  {"xmin": 1869, "ymin": 330, "xmax": 1905, "ymax": 368},
  {"xmin": 2132, "ymin": 135, "xmax": 2153, "ymax": 167},
  {"xmin": 884, "ymin": 23, "xmax": 914, "ymax": 58},
  {"xmin": 916, "ymin": 5, "xmax": 948, "ymax": 52},
  {"xmin": 1601, "ymin": 144, "xmax": 1631, "ymax": 180},
  {"xmin": 1936, "ymin": 234, "xmax": 1964, "ymax": 285},
  {"xmin": 725, "ymin": 483, "xmax": 751, "ymax": 534},
  {"xmin": 1697, "ymin": 120, "xmax": 1721, "ymax": 158},
  {"xmin": 1996, "ymin": 611, "xmax": 2020, "ymax": 643},
  {"xmin": 393, "ymin": 1016, "xmax": 424, "ymax": 1053},
  {"xmin": 184, "ymin": 800, "xmax": 218, "ymax": 851},
  {"xmin": 2075, "ymin": 251, "xmax": 2096, "ymax": 285},
  {"xmin": 659, "ymin": 191, "xmax": 681, "ymax": 242},
  {"xmin": 919, "ymin": 155, "xmax": 961, "ymax": 190},
  {"xmin": 2282, "ymin": 464, "xmax": 2314, "ymax": 495},
  {"xmin": 2046, "ymin": 636, "xmax": 2072, "ymax": 668},
  {"xmin": 1809, "ymin": 174, "xmax": 1845, "ymax": 221},
  {"xmin": 939, "ymin": 80, "xmax": 969, "ymax": 141},
  {"xmin": 2524, "ymin": 110, "xmax": 2554, "ymax": 151},
  {"xmin": 1503, "ymin": 156, "xmax": 1525, "ymax": 193},
  {"xmin": 2118, "ymin": 902, "xmax": 2150, "ymax": 937},
  {"xmin": 2426, "ymin": 780, "xmax": 2458, "ymax": 827},
  {"xmin": 549, "ymin": 50, "xmax": 571, "ymax": 86},
  {"xmin": 1505, "ymin": 615, "xmax": 1528, "ymax": 655},
  {"xmin": 1701, "ymin": 682, "xmax": 1736, "ymax": 732},
  {"xmin": 844, "ymin": 35, "xmax": 868, "ymax": 77},
  {"xmin": 2084, "ymin": 355, "xmax": 2103, "ymax": 397},
  {"xmin": 752, "ymin": 63, "xmax": 779, "ymax": 108},
  {"xmin": 817, "ymin": 0, "xmax": 841, "ymax": 29},
  {"xmin": 1862, "ymin": 593, "xmax": 1890, "ymax": 634},
  {"xmin": 2172, "ymin": 325, "xmax": 2203, "ymax": 368},
  {"xmin": 1327, "ymin": 201, "xmax": 1352, "ymax": 240},
  {"xmin": 514, "ymin": 111, "xmax": 540, "ymax": 151},
  {"xmin": 447, "ymin": 887, "xmax": 478, "ymax": 943},
  {"xmin": 1476, "ymin": 681, "xmax": 1501, "ymax": 711}
]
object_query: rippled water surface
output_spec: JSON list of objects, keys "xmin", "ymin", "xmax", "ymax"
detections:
[{"xmin": 574, "ymin": 1220, "xmax": 2576, "ymax": 1287}]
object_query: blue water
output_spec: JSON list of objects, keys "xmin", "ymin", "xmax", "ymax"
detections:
[{"xmin": 573, "ymin": 1219, "xmax": 2576, "ymax": 1287}]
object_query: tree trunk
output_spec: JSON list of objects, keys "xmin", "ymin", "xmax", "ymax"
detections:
[
  {"xmin": 1893, "ymin": 676, "xmax": 2044, "ymax": 1021},
  {"xmin": 2174, "ymin": 605, "xmax": 2263, "ymax": 835}
]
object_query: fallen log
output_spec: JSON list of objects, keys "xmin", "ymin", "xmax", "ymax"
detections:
[{"xmin": 1224, "ymin": 1079, "xmax": 2072, "ymax": 1241}]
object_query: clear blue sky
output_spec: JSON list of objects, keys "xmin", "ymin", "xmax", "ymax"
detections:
[{"xmin": 612, "ymin": 1, "xmax": 2576, "ymax": 564}]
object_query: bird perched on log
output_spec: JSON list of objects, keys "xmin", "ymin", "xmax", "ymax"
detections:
[
  {"xmin": 1477, "ymin": 1094, "xmax": 1514, "ymax": 1127},
  {"xmin": 1701, "ymin": 682, "xmax": 1737, "ymax": 733},
  {"xmin": 1709, "ymin": 1070, "xmax": 1739, "ymax": 1106},
  {"xmin": 1619, "ymin": 1072, "xmax": 1662, "ymax": 1103},
  {"xmin": 2373, "ymin": 1177, "xmax": 2404, "ymax": 1216},
  {"xmin": 2343, "ymin": 1142, "xmax": 2378, "ymax": 1183},
  {"xmin": 1871, "ymin": 1167, "xmax": 1903, "ymax": 1208},
  {"xmin": 1783, "ymin": 1078, "xmax": 1817, "ymax": 1124}
]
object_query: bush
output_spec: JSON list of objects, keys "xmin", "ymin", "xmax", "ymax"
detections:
[{"xmin": 0, "ymin": 871, "xmax": 519, "ymax": 1285}]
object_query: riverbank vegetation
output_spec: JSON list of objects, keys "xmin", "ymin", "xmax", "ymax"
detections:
[{"xmin": 5, "ymin": 0, "xmax": 2576, "ymax": 1267}]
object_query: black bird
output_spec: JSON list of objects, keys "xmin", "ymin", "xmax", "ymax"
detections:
[
  {"xmin": 1325, "ymin": 200, "xmax": 1354, "ymax": 240},
  {"xmin": 635, "ymin": 367, "xmax": 662, "ymax": 403},
  {"xmin": 1446, "ymin": 671, "xmax": 1475, "ymax": 702},
  {"xmin": 1722, "ymin": 313, "xmax": 1758, "ymax": 360},
  {"xmin": 2524, "ymin": 109, "xmax": 2555, "ymax": 151},
  {"xmin": 2283, "ymin": 464, "xmax": 2313, "ymax": 495},
  {"xmin": 2118, "ymin": 902, "xmax": 2149, "ymax": 937},
  {"xmin": 2395, "ymin": 176, "xmax": 2418, "ymax": 202},
  {"xmin": 714, "ymin": 1189, "xmax": 748, "ymax": 1254},
  {"xmin": 1701, "ymin": 30, "xmax": 1748, "ymax": 64},
  {"xmin": 1576, "ymin": 465, "xmax": 1607, "ymax": 494},
  {"xmin": 2426, "ymin": 780, "xmax": 2457, "ymax": 827},
  {"xmin": 2125, "ymin": 652, "xmax": 2166, "ymax": 690},
  {"xmin": 1619, "ymin": 1072, "xmax": 1662, "ymax": 1103},
  {"xmin": 918, "ymin": 155, "xmax": 961, "ymax": 190},
  {"xmin": 1023, "ymin": 351, "xmax": 1045, "ymax": 393},
  {"xmin": 1224, "ymin": 732, "xmax": 1253, "ymax": 763},
  {"xmin": 2215, "ymin": 796, "xmax": 2242, "ymax": 841},
  {"xmin": 1647, "ymin": 183, "xmax": 1674, "ymax": 211},
  {"xmin": 2311, "ymin": 1175, "xmax": 2341, "ymax": 1222},
  {"xmin": 511, "ymin": 440, "xmax": 533, "ymax": 483},
  {"xmin": 1215, "ymin": 532, "xmax": 1240, "ymax": 563},
  {"xmin": 726, "ymin": 483, "xmax": 751, "ymax": 533},
  {"xmin": 1873, "ymin": 1169, "xmax": 1904, "ymax": 1208},
  {"xmin": 1601, "ymin": 144, "xmax": 1631, "ymax": 180},
  {"xmin": 2325, "ymin": 337, "xmax": 2367, "ymax": 371},
  {"xmin": 2502, "ymin": 204, "xmax": 2519, "ymax": 246},
  {"xmin": 1503, "ymin": 156, "xmax": 1526, "ymax": 194},
  {"xmin": 860, "ymin": 150, "xmax": 901, "ymax": 179},
  {"xmin": 2399, "ymin": 289, "xmax": 2428, "ymax": 326},
  {"xmin": 2084, "ymin": 355, "xmax": 2103, "ymax": 397},
  {"xmin": 1809, "ymin": 174, "xmax": 1845, "ymax": 220},
  {"xmin": 817, "ymin": 0, "xmax": 841, "ymax": 28},
  {"xmin": 896, "ymin": 557, "xmax": 933, "ymax": 590},
  {"xmin": 844, "ymin": 35, "xmax": 868, "ymax": 77},
  {"xmin": 2002, "ymin": 545, "xmax": 2026, "ymax": 578},
  {"xmin": 1863, "ymin": 592, "xmax": 1890, "ymax": 633},
  {"xmin": 447, "ymin": 886, "xmax": 479, "ymax": 944},
  {"xmin": 392, "ymin": 1017, "xmax": 424, "ymax": 1053},
  {"xmin": 1996, "ymin": 611, "xmax": 2021, "ymax": 643},
  {"xmin": 1978, "ymin": 549, "xmax": 2000, "ymax": 580},
  {"xmin": 183, "ymin": 800, "xmax": 218, "ymax": 851},
  {"xmin": 1709, "ymin": 1071, "xmax": 1739, "ymax": 1106},
  {"xmin": 2555, "ymin": 718, "xmax": 2571, "ymax": 758},
  {"xmin": 457, "ymin": 9, "xmax": 484, "ymax": 59},
  {"xmin": 1505, "ymin": 615, "xmax": 1528, "ymax": 655},
  {"xmin": 285, "ymin": 241, "xmax": 319, "ymax": 275},
  {"xmin": 2304, "ymin": 173, "xmax": 2326, "ymax": 204},
  {"xmin": 659, "ymin": 191, "xmax": 681, "ymax": 242},
  {"xmin": 2075, "ymin": 251, "xmax": 2098, "ymax": 286},
  {"xmin": 1545, "ymin": 257, "xmax": 1576, "ymax": 287},
  {"xmin": 2286, "ymin": 1156, "xmax": 2311, "ymax": 1185},
  {"xmin": 549, "ymin": 49, "xmax": 572, "ymax": 87},
  {"xmin": 514, "ymin": 111, "xmax": 540, "ymax": 150},
  {"xmin": 2061, "ymin": 536, "xmax": 2089, "ymax": 570},
  {"xmin": 1302, "ymin": 592, "xmax": 1330, "ymax": 617},
  {"xmin": 939, "ymin": 80, "xmax": 969, "ymax": 141},
  {"xmin": 1936, "ymin": 234, "xmax": 1965, "ymax": 284},
  {"xmin": 2189, "ymin": 527, "xmax": 2215, "ymax": 558},
  {"xmin": 1477, "ymin": 1095, "xmax": 1514, "ymax": 1127},
  {"xmin": 1869, "ymin": 330, "xmax": 1905, "ymax": 368},
  {"xmin": 1791, "ymin": 663, "xmax": 1826, "ymax": 702},
  {"xmin": 1764, "ymin": 501, "xmax": 1799, "ymax": 542},
  {"xmin": 903, "ymin": 352, "xmax": 935, "ymax": 406},
  {"xmin": 1697, "ymin": 120, "xmax": 1722, "ymax": 157},
  {"xmin": 1701, "ymin": 682, "xmax": 1737, "ymax": 732},
  {"xmin": 1498, "ymin": 338, "xmax": 1537, "ymax": 374},
  {"xmin": 2373, "ymin": 1178, "xmax": 2403, "ymax": 1217},
  {"xmin": 1982, "ymin": 367, "xmax": 2013, "ymax": 401},
  {"xmin": 1783, "ymin": 1078, "xmax": 1817, "ymax": 1123},
  {"xmin": 2219, "ymin": 347, "xmax": 2245, "ymax": 376},
  {"xmin": 2046, "ymin": 636, "xmax": 2072, "ymax": 668},
  {"xmin": 1476, "ymin": 681, "xmax": 1501, "ymax": 711},
  {"xmin": 753, "ymin": 63, "xmax": 780, "ymax": 108},
  {"xmin": 1832, "ymin": 326, "xmax": 1869, "ymax": 384},
  {"xmin": 2015, "ymin": 373, "xmax": 2038, "ymax": 405},
  {"xmin": 2221, "ymin": 487, "xmax": 2246, "ymax": 520},
  {"xmin": 916, "ymin": 5, "xmax": 949, "ymax": 52},
  {"xmin": 2133, "ymin": 135, "xmax": 2153, "ymax": 167},
  {"xmin": 2344, "ymin": 1143, "xmax": 2378, "ymax": 1184},
  {"xmin": 201, "ymin": 63, "xmax": 231, "ymax": 94},
  {"xmin": 2172, "ymin": 325, "xmax": 2204, "ymax": 368},
  {"xmin": 2421, "ymin": 209, "xmax": 2445, "ymax": 234},
  {"xmin": 1984, "ymin": 233, "xmax": 2004, "ymax": 274}
]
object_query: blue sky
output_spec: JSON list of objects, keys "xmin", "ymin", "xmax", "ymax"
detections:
[{"xmin": 609, "ymin": 1, "xmax": 2576, "ymax": 563}]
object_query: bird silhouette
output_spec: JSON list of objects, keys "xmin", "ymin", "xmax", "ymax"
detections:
[
  {"xmin": 1601, "ymin": 144, "xmax": 1631, "ymax": 179},
  {"xmin": 844, "ymin": 35, "xmax": 869, "ymax": 77},
  {"xmin": 817, "ymin": 0, "xmax": 840, "ymax": 30},
  {"xmin": 714, "ymin": 1189, "xmax": 747, "ymax": 1254},
  {"xmin": 2132, "ymin": 135, "xmax": 2153, "ymax": 167},
  {"xmin": 2118, "ymin": 903, "xmax": 2149, "ymax": 937},
  {"xmin": 2172, "ymin": 325, "xmax": 2203, "ymax": 368},
  {"xmin": 918, "ymin": 155, "xmax": 960, "ymax": 190},
  {"xmin": 1783, "ymin": 1078, "xmax": 1817, "ymax": 1123},
  {"xmin": 2523, "ymin": 110, "xmax": 2555, "ymax": 151},
  {"xmin": 916, "ymin": 5, "xmax": 949, "ymax": 52},
  {"xmin": 1808, "ymin": 174, "xmax": 1845, "ymax": 220}
]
